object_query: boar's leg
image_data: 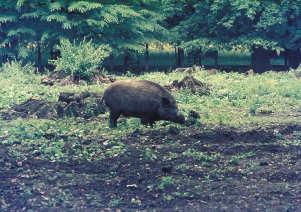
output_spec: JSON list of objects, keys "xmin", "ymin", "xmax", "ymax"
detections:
[
  {"xmin": 141, "ymin": 118, "xmax": 148, "ymax": 126},
  {"xmin": 141, "ymin": 117, "xmax": 155, "ymax": 127},
  {"xmin": 109, "ymin": 111, "xmax": 120, "ymax": 128},
  {"xmin": 148, "ymin": 120, "xmax": 155, "ymax": 127}
]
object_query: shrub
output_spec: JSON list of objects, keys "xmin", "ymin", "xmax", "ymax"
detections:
[
  {"xmin": 0, "ymin": 60, "xmax": 35, "ymax": 74},
  {"xmin": 49, "ymin": 39, "xmax": 112, "ymax": 81}
]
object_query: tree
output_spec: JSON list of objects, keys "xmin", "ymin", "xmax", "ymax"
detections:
[
  {"xmin": 163, "ymin": 0, "xmax": 301, "ymax": 71},
  {"xmin": 0, "ymin": 0, "xmax": 166, "ymax": 71},
  {"xmin": 267, "ymin": 0, "xmax": 301, "ymax": 68}
]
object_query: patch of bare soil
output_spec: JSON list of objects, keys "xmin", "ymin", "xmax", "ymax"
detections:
[
  {"xmin": 0, "ymin": 92, "xmax": 106, "ymax": 120},
  {"xmin": 165, "ymin": 76, "xmax": 211, "ymax": 95},
  {"xmin": 1, "ymin": 124, "xmax": 300, "ymax": 210},
  {"xmin": 41, "ymin": 70, "xmax": 115, "ymax": 86}
]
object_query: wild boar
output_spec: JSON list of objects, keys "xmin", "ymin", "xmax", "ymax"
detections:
[{"xmin": 103, "ymin": 79, "xmax": 185, "ymax": 128}]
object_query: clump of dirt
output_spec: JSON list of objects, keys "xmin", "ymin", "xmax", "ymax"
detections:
[
  {"xmin": 166, "ymin": 76, "xmax": 211, "ymax": 95},
  {"xmin": 185, "ymin": 110, "xmax": 201, "ymax": 126},
  {"xmin": 41, "ymin": 70, "xmax": 115, "ymax": 86},
  {"xmin": 0, "ymin": 92, "xmax": 106, "ymax": 120},
  {"xmin": 0, "ymin": 98, "xmax": 57, "ymax": 120},
  {"xmin": 206, "ymin": 68, "xmax": 219, "ymax": 75}
]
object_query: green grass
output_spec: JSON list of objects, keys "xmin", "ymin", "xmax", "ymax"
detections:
[
  {"xmin": 0, "ymin": 64, "xmax": 301, "ymax": 162},
  {"xmin": 1, "ymin": 63, "xmax": 301, "ymax": 209}
]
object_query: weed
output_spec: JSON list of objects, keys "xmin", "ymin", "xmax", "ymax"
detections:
[
  {"xmin": 159, "ymin": 176, "xmax": 175, "ymax": 190},
  {"xmin": 109, "ymin": 198, "xmax": 123, "ymax": 207},
  {"xmin": 163, "ymin": 194, "xmax": 174, "ymax": 202},
  {"xmin": 229, "ymin": 151, "xmax": 257, "ymax": 165},
  {"xmin": 176, "ymin": 163, "xmax": 191, "ymax": 171},
  {"xmin": 182, "ymin": 148, "xmax": 220, "ymax": 162},
  {"xmin": 143, "ymin": 147, "xmax": 157, "ymax": 161}
]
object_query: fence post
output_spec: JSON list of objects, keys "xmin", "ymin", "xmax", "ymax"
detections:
[
  {"xmin": 145, "ymin": 43, "xmax": 149, "ymax": 71},
  {"xmin": 176, "ymin": 47, "xmax": 184, "ymax": 67},
  {"xmin": 174, "ymin": 46, "xmax": 178, "ymax": 67},
  {"xmin": 36, "ymin": 39, "xmax": 43, "ymax": 73}
]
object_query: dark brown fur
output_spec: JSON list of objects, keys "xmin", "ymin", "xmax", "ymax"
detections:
[{"xmin": 103, "ymin": 80, "xmax": 185, "ymax": 127}]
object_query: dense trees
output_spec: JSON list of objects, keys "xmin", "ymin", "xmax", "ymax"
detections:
[
  {"xmin": 0, "ymin": 0, "xmax": 165, "ymax": 71},
  {"xmin": 163, "ymin": 0, "xmax": 301, "ymax": 71},
  {"xmin": 0, "ymin": 0, "xmax": 300, "ymax": 71}
]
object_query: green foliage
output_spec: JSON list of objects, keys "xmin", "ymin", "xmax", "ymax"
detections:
[
  {"xmin": 182, "ymin": 148, "xmax": 220, "ymax": 162},
  {"xmin": 1, "ymin": 65, "xmax": 301, "ymax": 127},
  {"xmin": 0, "ymin": 67, "xmax": 301, "ymax": 208},
  {"xmin": 143, "ymin": 147, "xmax": 157, "ymax": 161},
  {"xmin": 163, "ymin": 0, "xmax": 301, "ymax": 53},
  {"xmin": 50, "ymin": 39, "xmax": 111, "ymax": 80},
  {"xmin": 0, "ymin": 0, "xmax": 166, "ymax": 68},
  {"xmin": 159, "ymin": 176, "xmax": 175, "ymax": 190},
  {"xmin": 0, "ymin": 60, "xmax": 35, "ymax": 74},
  {"xmin": 229, "ymin": 152, "xmax": 256, "ymax": 165}
]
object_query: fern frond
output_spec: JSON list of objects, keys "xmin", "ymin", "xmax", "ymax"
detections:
[
  {"xmin": 7, "ymin": 27, "xmax": 36, "ymax": 37},
  {"xmin": 68, "ymin": 1, "xmax": 102, "ymax": 13},
  {"xmin": 16, "ymin": 0, "xmax": 26, "ymax": 9},
  {"xmin": 0, "ymin": 15, "xmax": 17, "ymax": 24},
  {"xmin": 20, "ymin": 11, "xmax": 45, "ymax": 19},
  {"xmin": 49, "ymin": 2, "xmax": 63, "ymax": 12},
  {"xmin": 44, "ymin": 13, "xmax": 68, "ymax": 23},
  {"xmin": 18, "ymin": 46, "xmax": 30, "ymax": 59}
]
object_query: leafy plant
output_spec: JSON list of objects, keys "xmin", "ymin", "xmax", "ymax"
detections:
[
  {"xmin": 159, "ymin": 176, "xmax": 175, "ymax": 190},
  {"xmin": 50, "ymin": 39, "xmax": 111, "ymax": 81},
  {"xmin": 0, "ymin": 60, "xmax": 35, "ymax": 74},
  {"xmin": 143, "ymin": 147, "xmax": 157, "ymax": 161},
  {"xmin": 182, "ymin": 148, "xmax": 220, "ymax": 162},
  {"xmin": 229, "ymin": 152, "xmax": 257, "ymax": 165}
]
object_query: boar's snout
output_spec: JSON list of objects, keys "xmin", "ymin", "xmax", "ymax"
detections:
[
  {"xmin": 173, "ymin": 112, "xmax": 185, "ymax": 124},
  {"xmin": 160, "ymin": 107, "xmax": 185, "ymax": 124}
]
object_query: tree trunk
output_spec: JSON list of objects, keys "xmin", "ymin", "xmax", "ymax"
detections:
[
  {"xmin": 174, "ymin": 46, "xmax": 178, "ymax": 67},
  {"xmin": 199, "ymin": 49, "xmax": 202, "ymax": 66},
  {"xmin": 177, "ymin": 47, "xmax": 184, "ymax": 67},
  {"xmin": 214, "ymin": 51, "xmax": 218, "ymax": 66},
  {"xmin": 286, "ymin": 49, "xmax": 301, "ymax": 69},
  {"xmin": 251, "ymin": 47, "xmax": 271, "ymax": 73},
  {"xmin": 283, "ymin": 51, "xmax": 288, "ymax": 67},
  {"xmin": 144, "ymin": 43, "xmax": 150, "ymax": 71},
  {"xmin": 50, "ymin": 48, "xmax": 60, "ymax": 60},
  {"xmin": 193, "ymin": 49, "xmax": 201, "ymax": 65},
  {"xmin": 36, "ymin": 40, "xmax": 43, "ymax": 73},
  {"xmin": 123, "ymin": 52, "xmax": 130, "ymax": 70},
  {"xmin": 108, "ymin": 54, "xmax": 114, "ymax": 71}
]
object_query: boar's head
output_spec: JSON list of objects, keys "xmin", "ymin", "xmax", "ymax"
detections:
[{"xmin": 158, "ymin": 97, "xmax": 185, "ymax": 124}]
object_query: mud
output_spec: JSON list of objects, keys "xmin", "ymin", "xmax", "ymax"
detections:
[
  {"xmin": 0, "ymin": 124, "xmax": 300, "ymax": 210},
  {"xmin": 165, "ymin": 76, "xmax": 211, "ymax": 95},
  {"xmin": 0, "ymin": 92, "xmax": 106, "ymax": 120}
]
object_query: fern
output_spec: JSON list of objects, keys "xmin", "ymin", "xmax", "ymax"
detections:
[
  {"xmin": 21, "ymin": 11, "xmax": 45, "ymax": 19},
  {"xmin": 45, "ymin": 13, "xmax": 68, "ymax": 23},
  {"xmin": 17, "ymin": 46, "xmax": 31, "ymax": 59},
  {"xmin": 68, "ymin": 1, "xmax": 102, "ymax": 13},
  {"xmin": 49, "ymin": 2, "xmax": 63, "ymax": 12},
  {"xmin": 0, "ymin": 0, "xmax": 167, "ymax": 68},
  {"xmin": 16, "ymin": 0, "xmax": 26, "ymax": 9},
  {"xmin": 0, "ymin": 15, "xmax": 17, "ymax": 24},
  {"xmin": 7, "ymin": 27, "xmax": 36, "ymax": 37}
]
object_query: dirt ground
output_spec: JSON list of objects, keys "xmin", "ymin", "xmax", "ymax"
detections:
[{"xmin": 1, "ymin": 123, "xmax": 301, "ymax": 211}]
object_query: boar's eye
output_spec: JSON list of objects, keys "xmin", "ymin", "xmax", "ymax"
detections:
[{"xmin": 161, "ymin": 97, "xmax": 170, "ymax": 107}]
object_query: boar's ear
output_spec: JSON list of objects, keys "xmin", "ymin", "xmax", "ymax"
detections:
[{"xmin": 161, "ymin": 97, "xmax": 170, "ymax": 107}]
